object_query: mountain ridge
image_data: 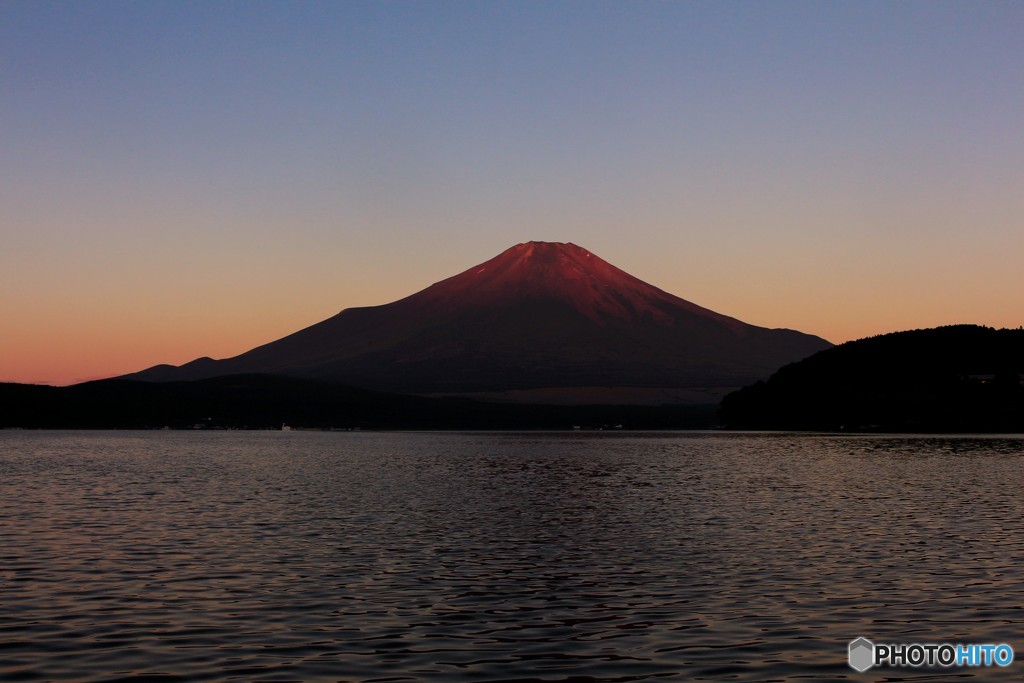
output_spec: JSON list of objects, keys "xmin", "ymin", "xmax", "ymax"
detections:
[{"xmin": 125, "ymin": 241, "xmax": 831, "ymax": 402}]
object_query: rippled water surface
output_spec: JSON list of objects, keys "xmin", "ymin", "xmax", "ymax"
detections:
[{"xmin": 2, "ymin": 431, "xmax": 1023, "ymax": 682}]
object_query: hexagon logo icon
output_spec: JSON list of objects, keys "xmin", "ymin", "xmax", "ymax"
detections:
[{"xmin": 848, "ymin": 637, "xmax": 875, "ymax": 672}]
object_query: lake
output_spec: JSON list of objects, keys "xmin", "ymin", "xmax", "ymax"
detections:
[{"xmin": 1, "ymin": 430, "xmax": 1022, "ymax": 681}]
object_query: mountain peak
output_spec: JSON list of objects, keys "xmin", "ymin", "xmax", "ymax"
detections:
[
  {"xmin": 507, "ymin": 240, "xmax": 586, "ymax": 254},
  {"xmin": 491, "ymin": 241, "xmax": 593, "ymax": 271},
  {"xmin": 416, "ymin": 240, "xmax": 721, "ymax": 327}
]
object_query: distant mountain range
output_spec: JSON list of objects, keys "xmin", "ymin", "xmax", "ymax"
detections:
[
  {"xmin": 23, "ymin": 241, "xmax": 1023, "ymax": 434},
  {"xmin": 5, "ymin": 325, "xmax": 1020, "ymax": 432},
  {"xmin": 123, "ymin": 241, "xmax": 831, "ymax": 404},
  {"xmin": 720, "ymin": 325, "xmax": 1024, "ymax": 432}
]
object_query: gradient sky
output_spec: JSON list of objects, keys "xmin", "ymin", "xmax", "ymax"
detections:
[{"xmin": 3, "ymin": 0, "xmax": 1022, "ymax": 385}]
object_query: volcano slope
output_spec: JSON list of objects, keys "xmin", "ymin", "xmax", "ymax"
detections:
[{"xmin": 126, "ymin": 241, "xmax": 831, "ymax": 404}]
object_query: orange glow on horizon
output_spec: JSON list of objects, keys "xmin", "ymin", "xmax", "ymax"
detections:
[{"xmin": 4, "ymin": 238, "xmax": 1021, "ymax": 387}]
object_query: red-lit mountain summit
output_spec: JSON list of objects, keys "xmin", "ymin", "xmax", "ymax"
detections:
[{"xmin": 127, "ymin": 242, "xmax": 830, "ymax": 403}]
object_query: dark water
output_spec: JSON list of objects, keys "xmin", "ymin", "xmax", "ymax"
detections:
[{"xmin": 1, "ymin": 431, "xmax": 1023, "ymax": 682}]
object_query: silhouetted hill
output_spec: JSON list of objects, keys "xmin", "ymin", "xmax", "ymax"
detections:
[
  {"xmin": 0, "ymin": 374, "xmax": 716, "ymax": 430},
  {"xmin": 123, "ymin": 242, "xmax": 830, "ymax": 403},
  {"xmin": 719, "ymin": 325, "xmax": 1024, "ymax": 432}
]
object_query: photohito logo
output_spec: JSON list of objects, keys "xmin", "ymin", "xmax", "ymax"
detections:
[{"xmin": 848, "ymin": 637, "xmax": 1013, "ymax": 672}]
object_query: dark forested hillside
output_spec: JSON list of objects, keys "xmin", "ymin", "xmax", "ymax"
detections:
[
  {"xmin": 719, "ymin": 325, "xmax": 1024, "ymax": 432},
  {"xmin": 0, "ymin": 374, "xmax": 715, "ymax": 430}
]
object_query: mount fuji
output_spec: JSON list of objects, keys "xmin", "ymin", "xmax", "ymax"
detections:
[{"xmin": 125, "ymin": 242, "xmax": 830, "ymax": 404}]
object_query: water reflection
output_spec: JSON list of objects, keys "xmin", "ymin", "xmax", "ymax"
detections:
[{"xmin": 0, "ymin": 431, "xmax": 1021, "ymax": 681}]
